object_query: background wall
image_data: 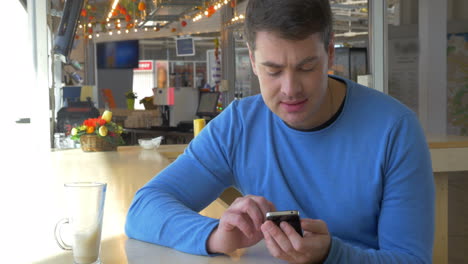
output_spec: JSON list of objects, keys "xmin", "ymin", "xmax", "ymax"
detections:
[{"xmin": 97, "ymin": 69, "xmax": 134, "ymax": 109}]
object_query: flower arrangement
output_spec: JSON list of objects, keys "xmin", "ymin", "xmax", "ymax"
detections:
[
  {"xmin": 139, "ymin": 96, "xmax": 156, "ymax": 109},
  {"xmin": 139, "ymin": 96, "xmax": 153, "ymax": 104},
  {"xmin": 70, "ymin": 110, "xmax": 124, "ymax": 147}
]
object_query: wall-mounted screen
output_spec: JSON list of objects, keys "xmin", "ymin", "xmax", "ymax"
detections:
[
  {"xmin": 176, "ymin": 37, "xmax": 195, "ymax": 56},
  {"xmin": 96, "ymin": 40, "xmax": 139, "ymax": 69},
  {"xmin": 53, "ymin": 0, "xmax": 84, "ymax": 58}
]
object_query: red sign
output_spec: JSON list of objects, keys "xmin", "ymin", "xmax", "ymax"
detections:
[{"xmin": 134, "ymin": 60, "xmax": 153, "ymax": 71}]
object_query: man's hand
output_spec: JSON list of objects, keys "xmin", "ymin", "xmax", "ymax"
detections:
[
  {"xmin": 207, "ymin": 195, "xmax": 276, "ymax": 254},
  {"xmin": 261, "ymin": 218, "xmax": 331, "ymax": 264}
]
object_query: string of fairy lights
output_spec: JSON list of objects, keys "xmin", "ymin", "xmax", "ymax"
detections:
[{"xmin": 76, "ymin": 0, "xmax": 245, "ymax": 40}]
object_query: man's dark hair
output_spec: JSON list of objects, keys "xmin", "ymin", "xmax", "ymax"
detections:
[{"xmin": 244, "ymin": 0, "xmax": 333, "ymax": 52}]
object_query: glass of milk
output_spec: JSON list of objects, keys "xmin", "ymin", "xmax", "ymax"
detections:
[{"xmin": 55, "ymin": 182, "xmax": 107, "ymax": 264}]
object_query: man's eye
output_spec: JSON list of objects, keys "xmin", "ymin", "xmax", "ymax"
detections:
[
  {"xmin": 301, "ymin": 66, "xmax": 315, "ymax": 72},
  {"xmin": 267, "ymin": 70, "xmax": 281, "ymax": 76}
]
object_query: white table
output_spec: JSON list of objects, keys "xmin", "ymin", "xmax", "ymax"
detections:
[
  {"xmin": 2, "ymin": 136, "xmax": 467, "ymax": 264},
  {"xmin": 35, "ymin": 235, "xmax": 285, "ymax": 264}
]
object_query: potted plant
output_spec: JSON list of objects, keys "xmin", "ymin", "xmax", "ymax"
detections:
[{"xmin": 125, "ymin": 91, "xmax": 138, "ymax": 110}]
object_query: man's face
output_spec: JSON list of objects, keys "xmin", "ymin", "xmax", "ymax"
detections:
[{"xmin": 249, "ymin": 31, "xmax": 335, "ymax": 130}]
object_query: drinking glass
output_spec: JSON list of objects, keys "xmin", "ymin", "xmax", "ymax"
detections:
[{"xmin": 54, "ymin": 182, "xmax": 107, "ymax": 264}]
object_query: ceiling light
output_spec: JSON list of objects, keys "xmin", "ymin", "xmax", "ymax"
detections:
[{"xmin": 111, "ymin": 0, "xmax": 119, "ymax": 10}]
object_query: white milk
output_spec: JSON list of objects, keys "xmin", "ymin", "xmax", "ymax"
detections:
[{"xmin": 72, "ymin": 225, "xmax": 102, "ymax": 264}]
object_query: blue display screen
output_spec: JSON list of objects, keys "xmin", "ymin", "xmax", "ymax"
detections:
[
  {"xmin": 176, "ymin": 38, "xmax": 195, "ymax": 56},
  {"xmin": 96, "ymin": 40, "xmax": 139, "ymax": 69}
]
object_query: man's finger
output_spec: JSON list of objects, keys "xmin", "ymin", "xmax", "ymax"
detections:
[
  {"xmin": 249, "ymin": 195, "xmax": 276, "ymax": 217},
  {"xmin": 301, "ymin": 219, "xmax": 329, "ymax": 234},
  {"xmin": 263, "ymin": 224, "xmax": 290, "ymax": 260},
  {"xmin": 262, "ymin": 221, "xmax": 299, "ymax": 259},
  {"xmin": 221, "ymin": 211, "xmax": 255, "ymax": 238},
  {"xmin": 230, "ymin": 195, "xmax": 275, "ymax": 230}
]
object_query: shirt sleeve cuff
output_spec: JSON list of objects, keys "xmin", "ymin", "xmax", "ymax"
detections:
[
  {"xmin": 323, "ymin": 236, "xmax": 342, "ymax": 264},
  {"xmin": 201, "ymin": 220, "xmax": 223, "ymax": 256}
]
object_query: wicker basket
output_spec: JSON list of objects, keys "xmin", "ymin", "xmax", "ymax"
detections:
[
  {"xmin": 143, "ymin": 100, "xmax": 157, "ymax": 110},
  {"xmin": 80, "ymin": 135, "xmax": 117, "ymax": 152}
]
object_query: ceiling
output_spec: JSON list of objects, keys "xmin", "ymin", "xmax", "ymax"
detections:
[{"xmin": 49, "ymin": 0, "xmax": 373, "ymax": 45}]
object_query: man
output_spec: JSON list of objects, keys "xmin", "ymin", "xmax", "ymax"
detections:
[{"xmin": 126, "ymin": 0, "xmax": 435, "ymax": 263}]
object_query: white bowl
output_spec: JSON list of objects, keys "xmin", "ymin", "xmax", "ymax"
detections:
[{"xmin": 138, "ymin": 137, "xmax": 162, "ymax": 150}]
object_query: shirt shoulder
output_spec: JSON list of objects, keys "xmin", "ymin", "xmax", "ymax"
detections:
[{"xmin": 220, "ymin": 95, "xmax": 269, "ymax": 124}]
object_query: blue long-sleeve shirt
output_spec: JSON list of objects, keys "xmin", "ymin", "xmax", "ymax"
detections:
[{"xmin": 126, "ymin": 76, "xmax": 435, "ymax": 263}]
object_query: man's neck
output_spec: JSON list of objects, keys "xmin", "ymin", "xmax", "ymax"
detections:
[{"xmin": 327, "ymin": 77, "xmax": 347, "ymax": 118}]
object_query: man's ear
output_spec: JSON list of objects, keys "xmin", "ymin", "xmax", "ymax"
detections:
[
  {"xmin": 327, "ymin": 33, "xmax": 335, "ymax": 69},
  {"xmin": 247, "ymin": 43, "xmax": 258, "ymax": 76}
]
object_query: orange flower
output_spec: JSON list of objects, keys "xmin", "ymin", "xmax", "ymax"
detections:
[
  {"xmin": 83, "ymin": 118, "xmax": 106, "ymax": 128},
  {"xmin": 86, "ymin": 126, "xmax": 95, "ymax": 134}
]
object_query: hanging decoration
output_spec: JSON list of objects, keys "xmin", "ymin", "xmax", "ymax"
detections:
[
  {"xmin": 138, "ymin": 0, "xmax": 147, "ymax": 20},
  {"xmin": 193, "ymin": 0, "xmax": 233, "ymax": 22},
  {"xmin": 212, "ymin": 38, "xmax": 222, "ymax": 92},
  {"xmin": 137, "ymin": 0, "xmax": 146, "ymax": 11},
  {"xmin": 207, "ymin": 5, "xmax": 215, "ymax": 17},
  {"xmin": 214, "ymin": 38, "xmax": 220, "ymax": 61},
  {"xmin": 75, "ymin": 0, "xmax": 242, "ymax": 39}
]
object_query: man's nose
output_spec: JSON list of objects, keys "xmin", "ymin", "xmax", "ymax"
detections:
[{"xmin": 280, "ymin": 71, "xmax": 302, "ymax": 98}]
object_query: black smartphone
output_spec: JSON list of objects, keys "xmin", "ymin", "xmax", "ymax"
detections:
[{"xmin": 266, "ymin": 210, "xmax": 303, "ymax": 237}]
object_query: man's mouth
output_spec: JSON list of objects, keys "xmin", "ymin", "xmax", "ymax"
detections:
[{"xmin": 280, "ymin": 99, "xmax": 308, "ymax": 112}]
